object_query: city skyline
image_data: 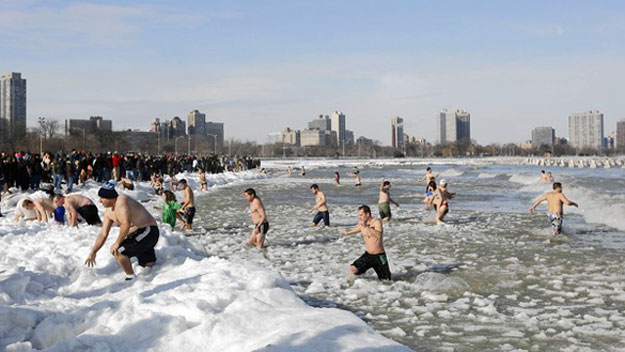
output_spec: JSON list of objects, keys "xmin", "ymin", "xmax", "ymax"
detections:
[{"xmin": 2, "ymin": 1, "xmax": 625, "ymax": 144}]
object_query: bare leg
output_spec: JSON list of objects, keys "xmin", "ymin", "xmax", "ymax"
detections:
[
  {"xmin": 247, "ymin": 229, "xmax": 257, "ymax": 246},
  {"xmin": 115, "ymin": 254, "xmax": 134, "ymax": 275},
  {"xmin": 255, "ymin": 232, "xmax": 266, "ymax": 248}
]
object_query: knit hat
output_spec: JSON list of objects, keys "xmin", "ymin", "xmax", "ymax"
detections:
[{"xmin": 98, "ymin": 180, "xmax": 118, "ymax": 199}]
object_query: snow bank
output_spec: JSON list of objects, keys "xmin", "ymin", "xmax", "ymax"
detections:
[{"xmin": 0, "ymin": 171, "xmax": 411, "ymax": 352}]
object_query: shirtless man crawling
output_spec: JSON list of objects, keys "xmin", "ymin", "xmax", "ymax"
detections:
[
  {"xmin": 85, "ymin": 182, "xmax": 159, "ymax": 280},
  {"xmin": 309, "ymin": 184, "xmax": 329, "ymax": 226},
  {"xmin": 53, "ymin": 194, "xmax": 101, "ymax": 226},
  {"xmin": 341, "ymin": 205, "xmax": 391, "ymax": 281},
  {"xmin": 243, "ymin": 188, "xmax": 268, "ymax": 248},
  {"xmin": 530, "ymin": 182, "xmax": 578, "ymax": 236}
]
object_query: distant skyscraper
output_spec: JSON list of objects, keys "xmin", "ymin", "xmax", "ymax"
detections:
[
  {"xmin": 455, "ymin": 109, "xmax": 471, "ymax": 143},
  {"xmin": 391, "ymin": 116, "xmax": 404, "ymax": 149},
  {"xmin": 0, "ymin": 72, "xmax": 27, "ymax": 137},
  {"xmin": 168, "ymin": 116, "xmax": 186, "ymax": 139},
  {"xmin": 330, "ymin": 111, "xmax": 346, "ymax": 148},
  {"xmin": 437, "ymin": 109, "xmax": 470, "ymax": 144},
  {"xmin": 308, "ymin": 114, "xmax": 331, "ymax": 131},
  {"xmin": 205, "ymin": 121, "xmax": 224, "ymax": 152},
  {"xmin": 531, "ymin": 127, "xmax": 555, "ymax": 148},
  {"xmin": 187, "ymin": 110, "xmax": 206, "ymax": 135},
  {"xmin": 344, "ymin": 130, "xmax": 354, "ymax": 146},
  {"xmin": 617, "ymin": 119, "xmax": 625, "ymax": 151},
  {"xmin": 568, "ymin": 110, "xmax": 604, "ymax": 149}
]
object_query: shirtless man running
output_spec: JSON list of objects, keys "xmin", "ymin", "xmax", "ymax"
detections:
[
  {"xmin": 309, "ymin": 184, "xmax": 329, "ymax": 226},
  {"xmin": 178, "ymin": 179, "xmax": 195, "ymax": 230},
  {"xmin": 85, "ymin": 182, "xmax": 160, "ymax": 280},
  {"xmin": 243, "ymin": 188, "xmax": 268, "ymax": 248},
  {"xmin": 341, "ymin": 205, "xmax": 391, "ymax": 280},
  {"xmin": 530, "ymin": 182, "xmax": 578, "ymax": 236},
  {"xmin": 378, "ymin": 179, "xmax": 399, "ymax": 222},
  {"xmin": 54, "ymin": 194, "xmax": 102, "ymax": 226}
]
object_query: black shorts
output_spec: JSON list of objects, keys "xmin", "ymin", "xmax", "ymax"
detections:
[
  {"xmin": 351, "ymin": 251, "xmax": 391, "ymax": 280},
  {"xmin": 76, "ymin": 204, "xmax": 102, "ymax": 225},
  {"xmin": 312, "ymin": 211, "xmax": 330, "ymax": 226},
  {"xmin": 119, "ymin": 226, "xmax": 160, "ymax": 266},
  {"xmin": 184, "ymin": 206, "xmax": 196, "ymax": 225},
  {"xmin": 256, "ymin": 222, "xmax": 269, "ymax": 234}
]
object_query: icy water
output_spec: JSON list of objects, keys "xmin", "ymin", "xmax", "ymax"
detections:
[{"xmin": 189, "ymin": 160, "xmax": 625, "ymax": 351}]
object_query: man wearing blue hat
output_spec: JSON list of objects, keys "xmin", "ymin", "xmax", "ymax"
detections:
[{"xmin": 85, "ymin": 181, "xmax": 160, "ymax": 280}]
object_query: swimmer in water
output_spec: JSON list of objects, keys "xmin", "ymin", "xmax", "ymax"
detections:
[
  {"xmin": 309, "ymin": 184, "xmax": 329, "ymax": 227},
  {"xmin": 530, "ymin": 182, "xmax": 578, "ymax": 236},
  {"xmin": 340, "ymin": 205, "xmax": 391, "ymax": 281},
  {"xmin": 419, "ymin": 167, "xmax": 439, "ymax": 195},
  {"xmin": 243, "ymin": 188, "xmax": 269, "ymax": 248},
  {"xmin": 434, "ymin": 179, "xmax": 455, "ymax": 224},
  {"xmin": 378, "ymin": 178, "xmax": 399, "ymax": 222},
  {"xmin": 351, "ymin": 168, "xmax": 361, "ymax": 186},
  {"xmin": 334, "ymin": 171, "xmax": 340, "ymax": 184}
]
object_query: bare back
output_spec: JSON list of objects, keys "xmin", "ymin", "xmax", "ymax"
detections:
[
  {"xmin": 104, "ymin": 195, "xmax": 156, "ymax": 232},
  {"xmin": 545, "ymin": 192, "xmax": 568, "ymax": 214},
  {"xmin": 65, "ymin": 195, "xmax": 94, "ymax": 212}
]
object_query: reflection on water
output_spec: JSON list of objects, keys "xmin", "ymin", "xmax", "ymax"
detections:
[{"xmin": 190, "ymin": 163, "xmax": 625, "ymax": 351}]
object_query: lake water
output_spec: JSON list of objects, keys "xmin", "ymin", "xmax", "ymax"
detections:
[{"xmin": 189, "ymin": 159, "xmax": 625, "ymax": 351}]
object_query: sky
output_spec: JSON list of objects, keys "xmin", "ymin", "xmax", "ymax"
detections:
[{"xmin": 1, "ymin": 0, "xmax": 624, "ymax": 145}]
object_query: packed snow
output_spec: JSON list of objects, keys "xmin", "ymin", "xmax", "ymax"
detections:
[{"xmin": 0, "ymin": 170, "xmax": 411, "ymax": 352}]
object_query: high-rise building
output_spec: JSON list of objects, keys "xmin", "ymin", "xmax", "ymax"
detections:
[
  {"xmin": 300, "ymin": 129, "xmax": 326, "ymax": 147},
  {"xmin": 391, "ymin": 116, "xmax": 404, "ymax": 149},
  {"xmin": 0, "ymin": 72, "xmax": 27, "ymax": 137},
  {"xmin": 344, "ymin": 130, "xmax": 354, "ymax": 146},
  {"xmin": 568, "ymin": 110, "xmax": 604, "ymax": 149},
  {"xmin": 167, "ymin": 116, "xmax": 186, "ymax": 139},
  {"xmin": 205, "ymin": 121, "xmax": 224, "ymax": 153},
  {"xmin": 436, "ymin": 109, "xmax": 471, "ymax": 144},
  {"xmin": 330, "ymin": 111, "xmax": 346, "ymax": 148},
  {"xmin": 531, "ymin": 127, "xmax": 555, "ymax": 148},
  {"xmin": 617, "ymin": 119, "xmax": 625, "ymax": 151},
  {"xmin": 65, "ymin": 116, "xmax": 112, "ymax": 135},
  {"xmin": 280, "ymin": 127, "xmax": 300, "ymax": 146},
  {"xmin": 187, "ymin": 110, "xmax": 206, "ymax": 135},
  {"xmin": 308, "ymin": 115, "xmax": 331, "ymax": 131},
  {"xmin": 455, "ymin": 109, "xmax": 471, "ymax": 143}
]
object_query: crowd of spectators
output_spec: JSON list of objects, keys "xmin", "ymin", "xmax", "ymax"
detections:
[{"xmin": 0, "ymin": 150, "xmax": 261, "ymax": 195}]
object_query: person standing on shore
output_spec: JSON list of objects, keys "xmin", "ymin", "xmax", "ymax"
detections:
[
  {"xmin": 341, "ymin": 205, "xmax": 391, "ymax": 280},
  {"xmin": 530, "ymin": 182, "xmax": 578, "ymax": 236},
  {"xmin": 309, "ymin": 184, "xmax": 329, "ymax": 227},
  {"xmin": 243, "ymin": 188, "xmax": 269, "ymax": 248}
]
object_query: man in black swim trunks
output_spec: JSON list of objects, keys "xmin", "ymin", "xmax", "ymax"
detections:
[
  {"xmin": 309, "ymin": 184, "xmax": 329, "ymax": 227},
  {"xmin": 340, "ymin": 205, "xmax": 391, "ymax": 280},
  {"xmin": 243, "ymin": 188, "xmax": 268, "ymax": 248},
  {"xmin": 54, "ymin": 194, "xmax": 102, "ymax": 226},
  {"xmin": 85, "ymin": 181, "xmax": 159, "ymax": 280},
  {"xmin": 178, "ymin": 179, "xmax": 195, "ymax": 230}
]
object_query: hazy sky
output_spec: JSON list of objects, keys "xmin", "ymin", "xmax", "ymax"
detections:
[{"xmin": 2, "ymin": 0, "xmax": 624, "ymax": 144}]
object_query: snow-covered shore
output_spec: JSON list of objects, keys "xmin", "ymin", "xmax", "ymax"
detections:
[{"xmin": 0, "ymin": 171, "xmax": 411, "ymax": 351}]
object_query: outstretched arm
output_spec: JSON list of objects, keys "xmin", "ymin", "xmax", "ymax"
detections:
[
  {"xmin": 85, "ymin": 216, "xmax": 113, "ymax": 267},
  {"xmin": 341, "ymin": 225, "xmax": 361, "ymax": 236},
  {"xmin": 530, "ymin": 194, "xmax": 547, "ymax": 213},
  {"xmin": 561, "ymin": 194, "xmax": 578, "ymax": 208}
]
